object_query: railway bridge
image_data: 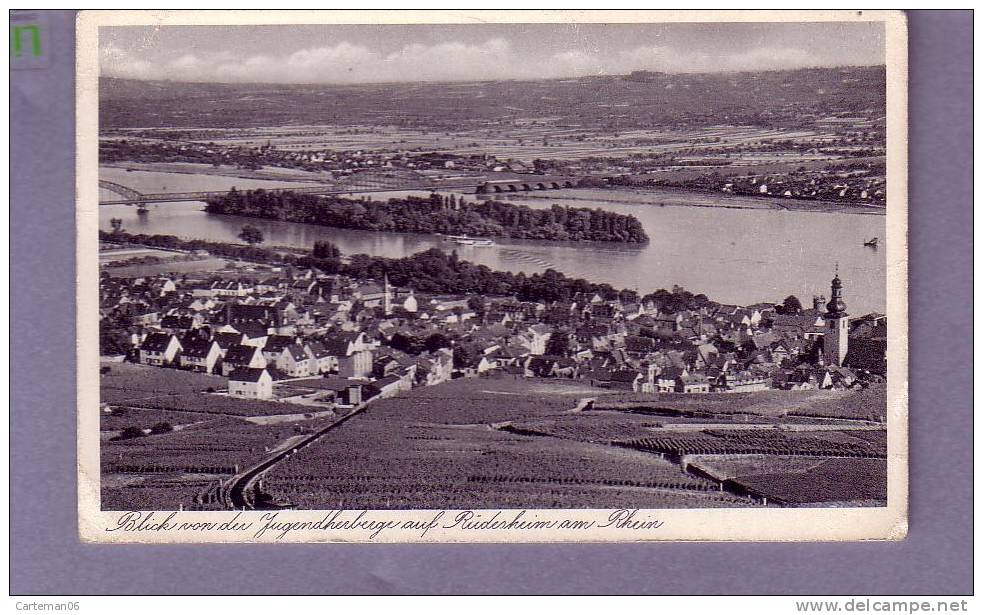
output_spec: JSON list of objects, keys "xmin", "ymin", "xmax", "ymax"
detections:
[
  {"xmin": 475, "ymin": 176, "xmax": 578, "ymax": 194},
  {"xmin": 98, "ymin": 173, "xmax": 589, "ymax": 207}
]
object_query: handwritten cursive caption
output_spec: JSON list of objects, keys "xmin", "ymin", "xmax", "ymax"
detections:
[{"xmin": 105, "ymin": 509, "xmax": 666, "ymax": 541}]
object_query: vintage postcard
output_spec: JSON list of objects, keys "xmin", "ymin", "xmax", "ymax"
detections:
[{"xmin": 76, "ymin": 10, "xmax": 908, "ymax": 543}]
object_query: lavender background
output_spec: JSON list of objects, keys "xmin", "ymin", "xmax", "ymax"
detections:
[{"xmin": 10, "ymin": 10, "xmax": 972, "ymax": 595}]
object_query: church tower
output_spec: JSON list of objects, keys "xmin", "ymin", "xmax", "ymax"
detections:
[
  {"xmin": 383, "ymin": 273, "xmax": 393, "ymax": 316},
  {"xmin": 822, "ymin": 272, "xmax": 849, "ymax": 367}
]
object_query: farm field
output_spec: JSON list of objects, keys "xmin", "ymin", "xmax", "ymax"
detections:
[
  {"xmin": 98, "ymin": 246, "xmax": 178, "ymax": 262},
  {"xmin": 99, "ymin": 369, "xmax": 888, "ymax": 510},
  {"xmin": 100, "ymin": 407, "xmax": 210, "ymax": 432},
  {"xmin": 258, "ymin": 377, "xmax": 761, "ymax": 509},
  {"xmin": 100, "ymin": 362, "xmax": 328, "ymax": 417},
  {"xmin": 100, "ymin": 257, "xmax": 232, "ymax": 278},
  {"xmin": 263, "ymin": 415, "xmax": 757, "ymax": 510},
  {"xmin": 724, "ymin": 458, "xmax": 888, "ymax": 506},
  {"xmin": 101, "ymin": 414, "xmax": 337, "ymax": 510},
  {"xmin": 100, "ymin": 164, "xmax": 330, "ymax": 194},
  {"xmin": 499, "ymin": 411, "xmax": 865, "ymax": 444},
  {"xmin": 254, "ymin": 376, "xmax": 888, "ymax": 509},
  {"xmin": 98, "ymin": 371, "xmax": 889, "ymax": 509},
  {"xmin": 595, "ymin": 383, "xmax": 886, "ymax": 422},
  {"xmin": 685, "ymin": 455, "xmax": 887, "ymax": 505},
  {"xmin": 104, "ymin": 123, "xmax": 862, "ymax": 164},
  {"xmin": 101, "ymin": 362, "xmax": 226, "ymax": 398},
  {"xmin": 616, "ymin": 428, "xmax": 886, "ymax": 459}
]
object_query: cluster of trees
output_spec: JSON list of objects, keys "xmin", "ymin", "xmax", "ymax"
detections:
[
  {"xmin": 300, "ymin": 247, "xmax": 631, "ymax": 304},
  {"xmin": 100, "ymin": 317, "xmax": 132, "ymax": 356},
  {"xmin": 100, "ymin": 231, "xmax": 286, "ymax": 264},
  {"xmin": 205, "ymin": 189, "xmax": 649, "ymax": 243},
  {"xmin": 641, "ymin": 287, "xmax": 714, "ymax": 314},
  {"xmin": 237, "ymin": 224, "xmax": 265, "ymax": 246},
  {"xmin": 114, "ymin": 422, "xmax": 173, "ymax": 441},
  {"xmin": 775, "ymin": 295, "xmax": 804, "ymax": 314},
  {"xmin": 388, "ymin": 331, "xmax": 452, "ymax": 355}
]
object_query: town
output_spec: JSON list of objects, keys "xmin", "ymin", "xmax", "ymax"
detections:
[{"xmin": 100, "ymin": 239, "xmax": 887, "ymax": 410}]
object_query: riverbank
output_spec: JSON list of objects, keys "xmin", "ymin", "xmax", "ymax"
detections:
[
  {"xmin": 506, "ymin": 185, "xmax": 887, "ymax": 216},
  {"xmin": 99, "ymin": 163, "xmax": 886, "ymax": 217},
  {"xmin": 101, "ymin": 161, "xmax": 335, "ymax": 184}
]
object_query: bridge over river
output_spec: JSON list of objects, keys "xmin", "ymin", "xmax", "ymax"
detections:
[{"xmin": 98, "ymin": 174, "xmax": 584, "ymax": 207}]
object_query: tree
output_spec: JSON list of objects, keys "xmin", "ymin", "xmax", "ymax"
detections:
[
  {"xmin": 467, "ymin": 295, "xmax": 486, "ymax": 316},
  {"xmin": 99, "ymin": 319, "xmax": 131, "ymax": 356},
  {"xmin": 312, "ymin": 240, "xmax": 341, "ymax": 259},
  {"xmin": 118, "ymin": 426, "xmax": 145, "ymax": 440},
  {"xmin": 238, "ymin": 224, "xmax": 264, "ymax": 246},
  {"xmin": 453, "ymin": 344, "xmax": 482, "ymax": 369},
  {"xmin": 781, "ymin": 295, "xmax": 803, "ymax": 314},
  {"xmin": 423, "ymin": 333, "xmax": 452, "ymax": 352},
  {"xmin": 389, "ymin": 332, "xmax": 423, "ymax": 355},
  {"xmin": 545, "ymin": 329, "xmax": 572, "ymax": 357},
  {"xmin": 150, "ymin": 421, "xmax": 174, "ymax": 435}
]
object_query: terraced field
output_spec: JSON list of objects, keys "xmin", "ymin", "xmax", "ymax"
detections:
[
  {"xmin": 99, "ymin": 362, "xmax": 342, "ymax": 510},
  {"xmin": 101, "ymin": 415, "xmax": 337, "ymax": 510},
  {"xmin": 595, "ymin": 383, "xmax": 887, "ymax": 421},
  {"xmin": 101, "ymin": 362, "xmax": 320, "ymax": 417},
  {"xmin": 100, "ymin": 372, "xmax": 889, "ymax": 510},
  {"xmin": 264, "ymin": 420, "xmax": 756, "ymax": 510},
  {"xmin": 617, "ymin": 429, "xmax": 886, "ymax": 459},
  {"xmin": 726, "ymin": 458, "xmax": 888, "ymax": 506},
  {"xmin": 261, "ymin": 377, "xmax": 762, "ymax": 509}
]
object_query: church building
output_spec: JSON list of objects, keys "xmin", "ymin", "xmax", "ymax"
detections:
[{"xmin": 822, "ymin": 272, "xmax": 849, "ymax": 367}]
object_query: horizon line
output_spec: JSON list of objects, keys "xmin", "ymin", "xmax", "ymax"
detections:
[{"xmin": 100, "ymin": 63, "xmax": 886, "ymax": 89}]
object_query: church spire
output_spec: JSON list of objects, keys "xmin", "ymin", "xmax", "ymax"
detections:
[
  {"xmin": 822, "ymin": 269, "xmax": 850, "ymax": 367},
  {"xmin": 825, "ymin": 269, "xmax": 847, "ymax": 317}
]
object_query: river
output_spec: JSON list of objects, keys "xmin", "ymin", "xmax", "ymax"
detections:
[{"xmin": 99, "ymin": 170, "xmax": 886, "ymax": 314}]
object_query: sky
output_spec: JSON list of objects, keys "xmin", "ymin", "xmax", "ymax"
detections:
[{"xmin": 100, "ymin": 22, "xmax": 885, "ymax": 85}]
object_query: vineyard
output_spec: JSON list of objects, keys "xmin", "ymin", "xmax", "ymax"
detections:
[
  {"xmin": 100, "ymin": 362, "xmax": 225, "ymax": 399},
  {"xmin": 101, "ymin": 415, "xmax": 337, "ymax": 511},
  {"xmin": 258, "ymin": 378, "xmax": 765, "ymax": 509},
  {"xmin": 785, "ymin": 384, "xmax": 887, "ymax": 421},
  {"xmin": 100, "ymin": 407, "xmax": 206, "ymax": 432},
  {"xmin": 686, "ymin": 455, "xmax": 831, "ymax": 481},
  {"xmin": 99, "ymin": 372, "xmax": 889, "ymax": 510},
  {"xmin": 616, "ymin": 429, "xmax": 887, "ymax": 459},
  {"xmin": 594, "ymin": 383, "xmax": 886, "ymax": 422},
  {"xmin": 101, "ymin": 362, "xmax": 318, "ymax": 417},
  {"xmin": 113, "ymin": 392, "xmax": 318, "ymax": 417},
  {"xmin": 101, "ymin": 477, "xmax": 227, "ymax": 511},
  {"xmin": 495, "ymin": 411, "xmax": 832, "ymax": 444},
  {"xmin": 724, "ymin": 458, "xmax": 888, "ymax": 506},
  {"xmin": 362, "ymin": 376, "xmax": 586, "ymax": 425}
]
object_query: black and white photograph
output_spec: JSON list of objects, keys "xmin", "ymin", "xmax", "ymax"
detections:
[{"xmin": 77, "ymin": 10, "xmax": 908, "ymax": 542}]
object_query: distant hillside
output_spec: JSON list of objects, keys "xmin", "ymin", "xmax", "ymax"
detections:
[{"xmin": 100, "ymin": 66, "xmax": 885, "ymax": 131}]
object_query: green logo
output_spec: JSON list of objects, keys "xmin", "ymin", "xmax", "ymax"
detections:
[{"xmin": 10, "ymin": 23, "xmax": 42, "ymax": 57}]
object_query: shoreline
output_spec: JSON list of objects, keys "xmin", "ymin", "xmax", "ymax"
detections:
[
  {"xmin": 505, "ymin": 185, "xmax": 887, "ymax": 216},
  {"xmin": 99, "ymin": 161, "xmax": 887, "ymax": 217}
]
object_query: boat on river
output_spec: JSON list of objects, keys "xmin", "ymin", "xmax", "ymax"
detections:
[
  {"xmin": 864, "ymin": 237, "xmax": 879, "ymax": 247},
  {"xmin": 453, "ymin": 237, "xmax": 495, "ymax": 247},
  {"xmin": 442, "ymin": 234, "xmax": 495, "ymax": 246}
]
